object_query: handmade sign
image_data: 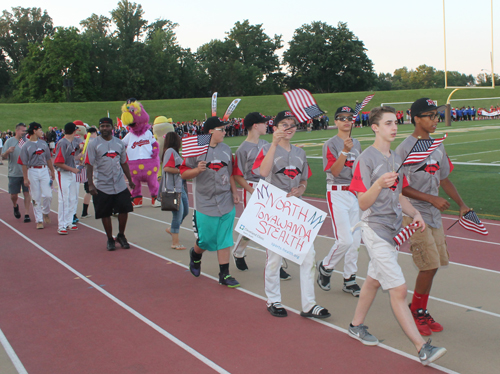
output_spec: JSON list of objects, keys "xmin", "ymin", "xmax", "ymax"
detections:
[{"xmin": 235, "ymin": 180, "xmax": 327, "ymax": 265}]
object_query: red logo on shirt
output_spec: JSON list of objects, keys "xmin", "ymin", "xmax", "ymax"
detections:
[
  {"xmin": 277, "ymin": 166, "xmax": 301, "ymax": 179},
  {"xmin": 207, "ymin": 160, "xmax": 228, "ymax": 172},
  {"xmin": 33, "ymin": 148, "xmax": 45, "ymax": 155},
  {"xmin": 131, "ymin": 139, "xmax": 150, "ymax": 149},
  {"xmin": 416, "ymin": 162, "xmax": 440, "ymax": 175},
  {"xmin": 344, "ymin": 160, "xmax": 354, "ymax": 169},
  {"xmin": 103, "ymin": 151, "xmax": 118, "ymax": 158}
]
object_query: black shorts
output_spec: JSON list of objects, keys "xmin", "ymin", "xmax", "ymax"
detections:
[
  {"xmin": 93, "ymin": 188, "xmax": 133, "ymax": 219},
  {"xmin": 83, "ymin": 181, "xmax": 89, "ymax": 194}
]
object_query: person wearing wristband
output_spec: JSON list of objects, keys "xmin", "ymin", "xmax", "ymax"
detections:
[
  {"xmin": 252, "ymin": 110, "xmax": 330, "ymax": 319},
  {"xmin": 317, "ymin": 106, "xmax": 362, "ymax": 296},
  {"xmin": 348, "ymin": 106, "xmax": 446, "ymax": 366}
]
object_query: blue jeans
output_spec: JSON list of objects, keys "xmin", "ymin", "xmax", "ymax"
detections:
[{"xmin": 170, "ymin": 188, "xmax": 189, "ymax": 233}]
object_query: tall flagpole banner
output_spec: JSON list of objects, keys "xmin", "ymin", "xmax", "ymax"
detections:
[
  {"xmin": 211, "ymin": 92, "xmax": 218, "ymax": 117},
  {"xmin": 235, "ymin": 180, "xmax": 327, "ymax": 265},
  {"xmin": 222, "ymin": 99, "xmax": 241, "ymax": 121}
]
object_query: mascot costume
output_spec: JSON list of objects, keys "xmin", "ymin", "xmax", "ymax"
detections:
[{"xmin": 121, "ymin": 100, "xmax": 161, "ymax": 207}]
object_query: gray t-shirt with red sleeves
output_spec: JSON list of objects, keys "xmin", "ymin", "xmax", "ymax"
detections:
[
  {"xmin": 235, "ymin": 139, "xmax": 268, "ymax": 182},
  {"xmin": 180, "ymin": 143, "xmax": 234, "ymax": 217},
  {"xmin": 323, "ymin": 135, "xmax": 361, "ymax": 185},
  {"xmin": 395, "ymin": 135, "xmax": 451, "ymax": 228},
  {"xmin": 162, "ymin": 148, "xmax": 183, "ymax": 192},
  {"xmin": 19, "ymin": 140, "xmax": 51, "ymax": 167},
  {"xmin": 252, "ymin": 144, "xmax": 311, "ymax": 193},
  {"xmin": 54, "ymin": 138, "xmax": 77, "ymax": 170},
  {"xmin": 86, "ymin": 136, "xmax": 128, "ymax": 195},
  {"xmin": 349, "ymin": 146, "xmax": 407, "ymax": 245}
]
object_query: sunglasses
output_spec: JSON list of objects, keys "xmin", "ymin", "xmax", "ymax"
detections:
[{"xmin": 335, "ymin": 116, "xmax": 353, "ymax": 122}]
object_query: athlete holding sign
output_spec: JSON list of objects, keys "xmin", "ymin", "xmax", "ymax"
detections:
[{"xmin": 253, "ymin": 110, "xmax": 330, "ymax": 319}]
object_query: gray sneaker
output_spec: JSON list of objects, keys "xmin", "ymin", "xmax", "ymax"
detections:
[
  {"xmin": 348, "ymin": 324, "xmax": 379, "ymax": 346},
  {"xmin": 419, "ymin": 338, "xmax": 447, "ymax": 366},
  {"xmin": 316, "ymin": 260, "xmax": 333, "ymax": 291}
]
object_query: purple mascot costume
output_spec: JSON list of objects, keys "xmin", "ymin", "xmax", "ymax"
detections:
[{"xmin": 121, "ymin": 100, "xmax": 160, "ymax": 207}]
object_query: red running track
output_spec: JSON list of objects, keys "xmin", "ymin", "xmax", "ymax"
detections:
[{"xmin": 0, "ymin": 193, "xmax": 446, "ymax": 374}]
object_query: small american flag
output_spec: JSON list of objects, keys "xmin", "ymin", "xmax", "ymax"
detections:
[
  {"xmin": 181, "ymin": 134, "xmax": 211, "ymax": 158},
  {"xmin": 393, "ymin": 223, "xmax": 420, "ymax": 247},
  {"xmin": 283, "ymin": 89, "xmax": 324, "ymax": 123},
  {"xmin": 18, "ymin": 138, "xmax": 26, "ymax": 148},
  {"xmin": 402, "ymin": 133, "xmax": 447, "ymax": 166},
  {"xmin": 353, "ymin": 94, "xmax": 374, "ymax": 121},
  {"xmin": 459, "ymin": 211, "xmax": 488, "ymax": 236}
]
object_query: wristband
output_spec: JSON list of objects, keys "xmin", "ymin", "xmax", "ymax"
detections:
[
  {"xmin": 341, "ymin": 151, "xmax": 349, "ymax": 156},
  {"xmin": 298, "ymin": 184, "xmax": 306, "ymax": 189}
]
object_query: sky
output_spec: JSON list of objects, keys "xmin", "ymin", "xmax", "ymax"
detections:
[{"xmin": 3, "ymin": 0, "xmax": 498, "ymax": 79}]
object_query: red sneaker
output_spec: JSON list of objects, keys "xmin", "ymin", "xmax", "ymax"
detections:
[
  {"xmin": 424, "ymin": 309, "xmax": 443, "ymax": 332},
  {"xmin": 411, "ymin": 308, "xmax": 433, "ymax": 336},
  {"xmin": 132, "ymin": 197, "xmax": 143, "ymax": 208}
]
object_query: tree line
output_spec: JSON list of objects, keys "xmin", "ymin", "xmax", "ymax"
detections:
[{"xmin": 1, "ymin": 1, "xmax": 498, "ymax": 103}]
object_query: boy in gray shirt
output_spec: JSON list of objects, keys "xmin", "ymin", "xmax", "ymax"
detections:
[
  {"xmin": 253, "ymin": 110, "xmax": 330, "ymax": 319},
  {"xmin": 232, "ymin": 112, "xmax": 291, "ymax": 280},
  {"xmin": 396, "ymin": 98, "xmax": 469, "ymax": 336},
  {"xmin": 19, "ymin": 122, "xmax": 55, "ymax": 229},
  {"xmin": 348, "ymin": 106, "xmax": 446, "ymax": 366},
  {"xmin": 180, "ymin": 116, "xmax": 241, "ymax": 288},
  {"xmin": 2, "ymin": 123, "xmax": 31, "ymax": 222}
]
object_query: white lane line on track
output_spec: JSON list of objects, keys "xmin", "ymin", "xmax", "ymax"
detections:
[
  {"xmin": 25, "ymin": 217, "xmax": 457, "ymax": 374},
  {"xmin": 0, "ymin": 219, "xmax": 230, "ymax": 374},
  {"xmin": 0, "ymin": 327, "xmax": 28, "ymax": 374}
]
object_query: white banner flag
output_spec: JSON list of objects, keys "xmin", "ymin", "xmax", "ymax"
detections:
[
  {"xmin": 211, "ymin": 92, "xmax": 218, "ymax": 117},
  {"xmin": 235, "ymin": 180, "xmax": 327, "ymax": 265}
]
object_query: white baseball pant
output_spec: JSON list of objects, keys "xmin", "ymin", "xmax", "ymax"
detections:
[
  {"xmin": 265, "ymin": 245, "xmax": 316, "ymax": 313},
  {"xmin": 321, "ymin": 187, "xmax": 361, "ymax": 278},
  {"xmin": 27, "ymin": 167, "xmax": 52, "ymax": 223},
  {"xmin": 233, "ymin": 181, "xmax": 256, "ymax": 258},
  {"xmin": 57, "ymin": 171, "xmax": 78, "ymax": 230}
]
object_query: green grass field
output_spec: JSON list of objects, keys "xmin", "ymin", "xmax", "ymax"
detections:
[
  {"xmin": 223, "ymin": 120, "xmax": 500, "ymax": 220},
  {"xmin": 2, "ymin": 86, "xmax": 500, "ymax": 133}
]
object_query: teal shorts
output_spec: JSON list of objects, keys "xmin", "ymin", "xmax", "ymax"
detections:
[{"xmin": 193, "ymin": 207, "xmax": 236, "ymax": 251}]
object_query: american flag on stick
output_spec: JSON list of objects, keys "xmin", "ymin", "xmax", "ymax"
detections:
[
  {"xmin": 283, "ymin": 89, "xmax": 324, "ymax": 123},
  {"xmin": 353, "ymin": 94, "xmax": 374, "ymax": 121},
  {"xmin": 396, "ymin": 133, "xmax": 447, "ymax": 172},
  {"xmin": 18, "ymin": 138, "xmax": 26, "ymax": 148},
  {"xmin": 458, "ymin": 210, "xmax": 488, "ymax": 236},
  {"xmin": 393, "ymin": 223, "xmax": 420, "ymax": 247},
  {"xmin": 181, "ymin": 134, "xmax": 211, "ymax": 158}
]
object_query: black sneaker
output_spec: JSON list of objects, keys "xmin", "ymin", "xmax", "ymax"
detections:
[
  {"xmin": 267, "ymin": 302, "xmax": 288, "ymax": 317},
  {"xmin": 316, "ymin": 260, "xmax": 333, "ymax": 291},
  {"xmin": 219, "ymin": 273, "xmax": 240, "ymax": 288},
  {"xmin": 107, "ymin": 238, "xmax": 116, "ymax": 251},
  {"xmin": 234, "ymin": 255, "xmax": 248, "ymax": 271},
  {"xmin": 343, "ymin": 274, "xmax": 361, "ymax": 297},
  {"xmin": 280, "ymin": 267, "xmax": 291, "ymax": 281},
  {"xmin": 189, "ymin": 248, "xmax": 201, "ymax": 277},
  {"xmin": 13, "ymin": 205, "xmax": 21, "ymax": 219},
  {"xmin": 24, "ymin": 215, "xmax": 31, "ymax": 223},
  {"xmin": 116, "ymin": 233, "xmax": 130, "ymax": 249}
]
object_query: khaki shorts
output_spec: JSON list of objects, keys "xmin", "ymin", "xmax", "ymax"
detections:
[
  {"xmin": 361, "ymin": 225, "xmax": 405, "ymax": 291},
  {"xmin": 402, "ymin": 216, "xmax": 449, "ymax": 271}
]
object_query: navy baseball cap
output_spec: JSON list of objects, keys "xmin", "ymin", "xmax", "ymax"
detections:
[
  {"xmin": 27, "ymin": 122, "xmax": 42, "ymax": 135},
  {"xmin": 274, "ymin": 110, "xmax": 298, "ymax": 126},
  {"xmin": 411, "ymin": 98, "xmax": 446, "ymax": 123},
  {"xmin": 244, "ymin": 112, "xmax": 271, "ymax": 129},
  {"xmin": 99, "ymin": 117, "xmax": 113, "ymax": 126},
  {"xmin": 64, "ymin": 122, "xmax": 77, "ymax": 134},
  {"xmin": 335, "ymin": 106, "xmax": 355, "ymax": 116},
  {"xmin": 203, "ymin": 116, "xmax": 226, "ymax": 134}
]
